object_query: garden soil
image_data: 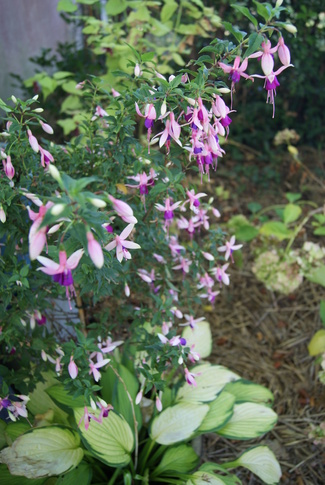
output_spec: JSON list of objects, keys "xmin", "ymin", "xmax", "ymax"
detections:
[{"xmin": 204, "ymin": 148, "xmax": 325, "ymax": 484}]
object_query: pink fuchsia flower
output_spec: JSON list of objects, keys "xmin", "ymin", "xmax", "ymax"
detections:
[
  {"xmin": 89, "ymin": 400, "xmax": 114, "ymax": 424},
  {"xmin": 68, "ymin": 356, "xmax": 78, "ymax": 379},
  {"xmin": 124, "ymin": 283, "xmax": 130, "ymax": 297},
  {"xmin": 199, "ymin": 287, "xmax": 220, "ymax": 304},
  {"xmin": 185, "ymin": 189, "xmax": 207, "ymax": 213},
  {"xmin": 92, "ymin": 105, "xmax": 108, "ymax": 119},
  {"xmin": 218, "ymin": 57, "xmax": 253, "ymax": 107},
  {"xmin": 211, "ymin": 263, "xmax": 230, "ymax": 286},
  {"xmin": 108, "ymin": 195, "xmax": 137, "ymax": 224},
  {"xmin": 39, "ymin": 120, "xmax": 54, "ymax": 135},
  {"xmin": 89, "ymin": 358, "xmax": 110, "ymax": 382},
  {"xmin": 104, "ymin": 224, "xmax": 140, "ymax": 263},
  {"xmin": 152, "ymin": 112, "xmax": 182, "ymax": 153},
  {"xmin": 155, "ymin": 197, "xmax": 182, "ymax": 223},
  {"xmin": 180, "ymin": 314, "xmax": 205, "ymax": 329},
  {"xmin": 111, "ymin": 88, "xmax": 121, "ymax": 98},
  {"xmin": 218, "ymin": 236, "xmax": 242, "ymax": 262},
  {"xmin": 37, "ymin": 249, "xmax": 84, "ymax": 309},
  {"xmin": 249, "ymin": 39, "xmax": 279, "ymax": 76},
  {"xmin": 134, "ymin": 63, "xmax": 142, "ymax": 77},
  {"xmin": 252, "ymin": 64, "xmax": 293, "ymax": 118},
  {"xmin": 39, "ymin": 146, "xmax": 54, "ymax": 167},
  {"xmin": 78, "ymin": 406, "xmax": 91, "ymax": 431},
  {"xmin": 0, "ymin": 205, "xmax": 6, "ymax": 223},
  {"xmin": 27, "ymin": 201, "xmax": 54, "ymax": 260},
  {"xmin": 135, "ymin": 102, "xmax": 157, "ymax": 153},
  {"xmin": 27, "ymin": 129, "xmax": 39, "ymax": 152},
  {"xmin": 177, "ymin": 216, "xmax": 199, "ymax": 237},
  {"xmin": 277, "ymin": 36, "xmax": 291, "ymax": 66},
  {"xmin": 156, "ymin": 394, "xmax": 163, "ymax": 412},
  {"xmin": 158, "ymin": 333, "xmax": 186, "ymax": 346},
  {"xmin": 2, "ymin": 156, "xmax": 15, "ymax": 180},
  {"xmin": 135, "ymin": 390, "xmax": 143, "ymax": 405},
  {"xmin": 184, "ymin": 368, "xmax": 199, "ymax": 386},
  {"xmin": 172, "ymin": 257, "xmax": 192, "ymax": 274},
  {"xmin": 87, "ymin": 231, "xmax": 104, "ymax": 269}
]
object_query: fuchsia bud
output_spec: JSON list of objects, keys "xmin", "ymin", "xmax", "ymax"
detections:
[
  {"xmin": 135, "ymin": 390, "xmax": 143, "ymax": 405},
  {"xmin": 134, "ymin": 63, "xmax": 141, "ymax": 77},
  {"xmin": 124, "ymin": 283, "xmax": 130, "ymax": 297},
  {"xmin": 68, "ymin": 356, "xmax": 78, "ymax": 379},
  {"xmin": 155, "ymin": 395, "xmax": 163, "ymax": 412},
  {"xmin": 39, "ymin": 120, "xmax": 54, "ymax": 135},
  {"xmin": 0, "ymin": 205, "xmax": 6, "ymax": 223},
  {"xmin": 108, "ymin": 195, "xmax": 137, "ymax": 224},
  {"xmin": 3, "ymin": 156, "xmax": 15, "ymax": 180},
  {"xmin": 87, "ymin": 231, "xmax": 104, "ymax": 269},
  {"xmin": 277, "ymin": 36, "xmax": 291, "ymax": 66},
  {"xmin": 27, "ymin": 129, "xmax": 39, "ymax": 152}
]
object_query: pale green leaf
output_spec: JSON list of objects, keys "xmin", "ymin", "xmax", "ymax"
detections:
[
  {"xmin": 105, "ymin": 0, "xmax": 128, "ymax": 15},
  {"xmin": 57, "ymin": 0, "xmax": 78, "ymax": 12},
  {"xmin": 259, "ymin": 221, "xmax": 292, "ymax": 240},
  {"xmin": 224, "ymin": 380, "xmax": 274, "ymax": 406},
  {"xmin": 52, "ymin": 71, "xmax": 73, "ymax": 80},
  {"xmin": 0, "ymin": 421, "xmax": 7, "ymax": 450},
  {"xmin": 198, "ymin": 391, "xmax": 235, "ymax": 433},
  {"xmin": 0, "ymin": 427, "xmax": 83, "ymax": 479},
  {"xmin": 234, "ymin": 446, "xmax": 282, "ymax": 485},
  {"xmin": 217, "ymin": 403, "xmax": 277, "ymax": 440},
  {"xmin": 306, "ymin": 265, "xmax": 325, "ymax": 287},
  {"xmin": 232, "ymin": 5, "xmax": 258, "ymax": 28},
  {"xmin": 182, "ymin": 321, "xmax": 212, "ymax": 359},
  {"xmin": 161, "ymin": 1, "xmax": 178, "ymax": 22},
  {"xmin": 308, "ymin": 329, "xmax": 325, "ymax": 356},
  {"xmin": 187, "ymin": 471, "xmax": 230, "ymax": 485},
  {"xmin": 150, "ymin": 402, "xmax": 209, "ymax": 445},
  {"xmin": 46, "ymin": 385, "xmax": 85, "ymax": 410},
  {"xmin": 74, "ymin": 408, "xmax": 133, "ymax": 467},
  {"xmin": 176, "ymin": 364, "xmax": 240, "ymax": 403},
  {"xmin": 154, "ymin": 444, "xmax": 199, "ymax": 476},
  {"xmin": 283, "ymin": 204, "xmax": 302, "ymax": 224}
]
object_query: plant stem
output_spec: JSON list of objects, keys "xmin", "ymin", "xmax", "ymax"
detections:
[
  {"xmin": 108, "ymin": 364, "xmax": 139, "ymax": 471},
  {"xmin": 107, "ymin": 467, "xmax": 122, "ymax": 485},
  {"xmin": 284, "ymin": 207, "xmax": 324, "ymax": 255}
]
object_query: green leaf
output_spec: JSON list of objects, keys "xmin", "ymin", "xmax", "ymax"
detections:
[
  {"xmin": 285, "ymin": 192, "xmax": 301, "ymax": 203},
  {"xmin": 253, "ymin": 0, "xmax": 271, "ymax": 22},
  {"xmin": 247, "ymin": 202, "xmax": 262, "ymax": 214},
  {"xmin": 216, "ymin": 403, "xmax": 277, "ymax": 440},
  {"xmin": 306, "ymin": 265, "xmax": 325, "ymax": 287},
  {"xmin": 259, "ymin": 221, "xmax": 292, "ymax": 240},
  {"xmin": 74, "ymin": 408, "xmax": 134, "ymax": 467},
  {"xmin": 56, "ymin": 462, "xmax": 92, "ymax": 485},
  {"xmin": 0, "ymin": 98, "xmax": 12, "ymax": 113},
  {"xmin": 231, "ymin": 5, "xmax": 258, "ymax": 28},
  {"xmin": 244, "ymin": 32, "xmax": 264, "ymax": 58},
  {"xmin": 198, "ymin": 391, "xmax": 235, "ymax": 433},
  {"xmin": 105, "ymin": 0, "xmax": 128, "ymax": 15},
  {"xmin": 176, "ymin": 364, "xmax": 240, "ymax": 403},
  {"xmin": 53, "ymin": 71, "xmax": 73, "ymax": 80},
  {"xmin": 0, "ymin": 465, "xmax": 46, "ymax": 485},
  {"xmin": 5, "ymin": 422, "xmax": 31, "ymax": 442},
  {"xmin": 223, "ymin": 22, "xmax": 246, "ymax": 43},
  {"xmin": 308, "ymin": 329, "xmax": 325, "ymax": 356},
  {"xmin": 224, "ymin": 380, "xmax": 274, "ymax": 405},
  {"xmin": 283, "ymin": 204, "xmax": 302, "ymax": 224},
  {"xmin": 182, "ymin": 321, "xmax": 212, "ymax": 358},
  {"xmin": 141, "ymin": 52, "xmax": 155, "ymax": 62},
  {"xmin": 233, "ymin": 446, "xmax": 281, "ymax": 485},
  {"xmin": 46, "ymin": 385, "xmax": 85, "ymax": 410},
  {"xmin": 57, "ymin": 0, "xmax": 78, "ymax": 11},
  {"xmin": 0, "ymin": 422, "xmax": 7, "ymax": 451},
  {"xmin": 187, "ymin": 471, "xmax": 231, "ymax": 485},
  {"xmin": 314, "ymin": 227, "xmax": 325, "ymax": 236},
  {"xmin": 154, "ymin": 444, "xmax": 199, "ymax": 476},
  {"xmin": 235, "ymin": 225, "xmax": 259, "ymax": 242},
  {"xmin": 161, "ymin": 1, "xmax": 178, "ymax": 22},
  {"xmin": 0, "ymin": 427, "xmax": 83, "ymax": 479},
  {"xmin": 150, "ymin": 402, "xmax": 209, "ymax": 445}
]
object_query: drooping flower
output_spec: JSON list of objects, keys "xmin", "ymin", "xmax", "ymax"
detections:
[
  {"xmin": 218, "ymin": 236, "xmax": 242, "ymax": 262},
  {"xmin": 155, "ymin": 197, "xmax": 182, "ymax": 227},
  {"xmin": 27, "ymin": 129, "xmax": 39, "ymax": 153},
  {"xmin": 211, "ymin": 263, "xmax": 230, "ymax": 286},
  {"xmin": 68, "ymin": 356, "xmax": 78, "ymax": 379},
  {"xmin": 277, "ymin": 36, "xmax": 291, "ymax": 66},
  {"xmin": 108, "ymin": 195, "xmax": 137, "ymax": 224},
  {"xmin": 135, "ymin": 102, "xmax": 157, "ymax": 153},
  {"xmin": 184, "ymin": 368, "xmax": 199, "ymax": 386},
  {"xmin": 2, "ymin": 155, "xmax": 15, "ymax": 180},
  {"xmin": 87, "ymin": 231, "xmax": 104, "ymax": 269},
  {"xmin": 184, "ymin": 189, "xmax": 207, "ymax": 213},
  {"xmin": 39, "ymin": 146, "xmax": 54, "ymax": 167},
  {"xmin": 249, "ymin": 39, "xmax": 279, "ymax": 76},
  {"xmin": 180, "ymin": 314, "xmax": 205, "ymax": 329},
  {"xmin": 89, "ymin": 358, "xmax": 110, "ymax": 382},
  {"xmin": 39, "ymin": 120, "xmax": 54, "ymax": 135},
  {"xmin": 27, "ymin": 201, "xmax": 54, "ymax": 260},
  {"xmin": 37, "ymin": 249, "xmax": 84, "ymax": 309},
  {"xmin": 104, "ymin": 224, "xmax": 140, "ymax": 263}
]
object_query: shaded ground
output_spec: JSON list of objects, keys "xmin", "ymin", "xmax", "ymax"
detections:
[{"xmin": 204, "ymin": 148, "xmax": 325, "ymax": 484}]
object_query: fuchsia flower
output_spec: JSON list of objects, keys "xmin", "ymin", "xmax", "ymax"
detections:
[
  {"xmin": 155, "ymin": 197, "xmax": 182, "ymax": 225},
  {"xmin": 27, "ymin": 201, "xmax": 54, "ymax": 260},
  {"xmin": 27, "ymin": 129, "xmax": 39, "ymax": 152},
  {"xmin": 152, "ymin": 112, "xmax": 182, "ymax": 153},
  {"xmin": 126, "ymin": 169, "xmax": 157, "ymax": 209},
  {"xmin": 89, "ymin": 400, "xmax": 114, "ymax": 424},
  {"xmin": 180, "ymin": 314, "xmax": 205, "ymax": 329},
  {"xmin": 211, "ymin": 263, "xmax": 230, "ymax": 286},
  {"xmin": 158, "ymin": 333, "xmax": 187, "ymax": 346},
  {"xmin": 135, "ymin": 102, "xmax": 157, "ymax": 153},
  {"xmin": 93, "ymin": 105, "xmax": 108, "ymax": 119},
  {"xmin": 185, "ymin": 189, "xmax": 207, "ymax": 213},
  {"xmin": 2, "ymin": 155, "xmax": 15, "ymax": 180},
  {"xmin": 89, "ymin": 358, "xmax": 110, "ymax": 382},
  {"xmin": 104, "ymin": 224, "xmax": 140, "ymax": 262},
  {"xmin": 68, "ymin": 356, "xmax": 78, "ymax": 379},
  {"xmin": 87, "ymin": 231, "xmax": 104, "ymax": 269},
  {"xmin": 249, "ymin": 39, "xmax": 278, "ymax": 76},
  {"xmin": 219, "ymin": 56, "xmax": 252, "ymax": 84},
  {"xmin": 39, "ymin": 120, "xmax": 54, "ymax": 135},
  {"xmin": 37, "ymin": 249, "xmax": 84, "ymax": 309},
  {"xmin": 173, "ymin": 257, "xmax": 192, "ymax": 274},
  {"xmin": 218, "ymin": 236, "xmax": 242, "ymax": 262},
  {"xmin": 277, "ymin": 36, "xmax": 291, "ymax": 66},
  {"xmin": 39, "ymin": 146, "xmax": 54, "ymax": 167},
  {"xmin": 253, "ymin": 64, "xmax": 293, "ymax": 118},
  {"xmin": 108, "ymin": 195, "xmax": 137, "ymax": 224},
  {"xmin": 184, "ymin": 368, "xmax": 199, "ymax": 386}
]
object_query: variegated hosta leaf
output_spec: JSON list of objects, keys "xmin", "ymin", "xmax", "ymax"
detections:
[
  {"xmin": 198, "ymin": 391, "xmax": 235, "ymax": 433},
  {"xmin": 153, "ymin": 444, "xmax": 199, "ymax": 476},
  {"xmin": 176, "ymin": 364, "xmax": 240, "ymax": 403},
  {"xmin": 187, "ymin": 471, "xmax": 233, "ymax": 485},
  {"xmin": 234, "ymin": 446, "xmax": 282, "ymax": 484},
  {"xmin": 150, "ymin": 402, "xmax": 209, "ymax": 445},
  {"xmin": 74, "ymin": 408, "xmax": 134, "ymax": 467},
  {"xmin": 182, "ymin": 321, "xmax": 212, "ymax": 358},
  {"xmin": 0, "ymin": 426, "xmax": 83, "ymax": 479},
  {"xmin": 216, "ymin": 403, "xmax": 278, "ymax": 440},
  {"xmin": 224, "ymin": 379, "xmax": 274, "ymax": 406}
]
